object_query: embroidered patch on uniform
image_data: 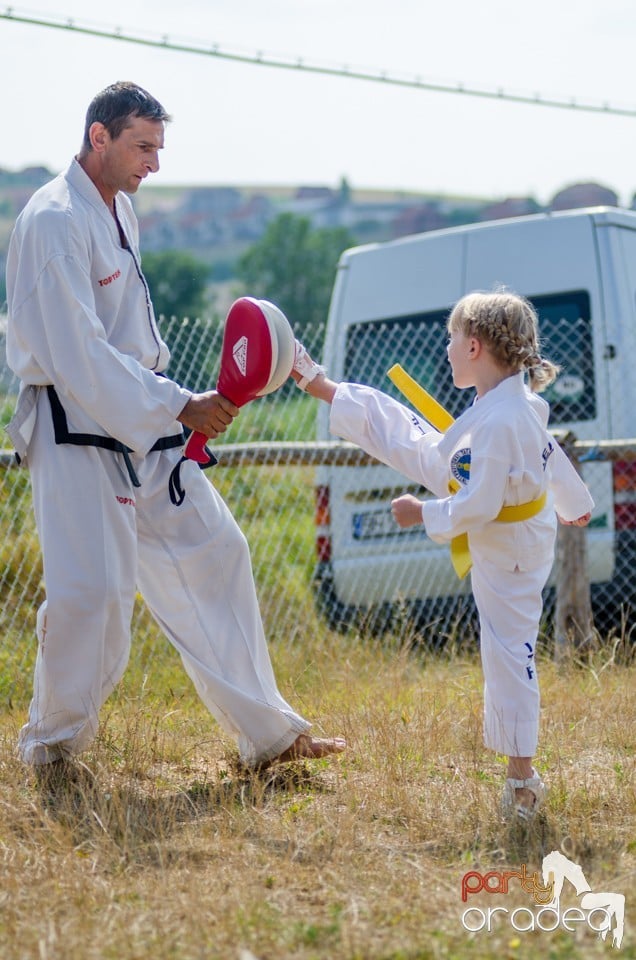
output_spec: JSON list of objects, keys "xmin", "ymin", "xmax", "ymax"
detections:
[
  {"xmin": 525, "ymin": 641, "xmax": 535, "ymax": 679},
  {"xmin": 232, "ymin": 336, "xmax": 248, "ymax": 376},
  {"xmin": 98, "ymin": 268, "xmax": 122, "ymax": 287},
  {"xmin": 542, "ymin": 440, "xmax": 554, "ymax": 471},
  {"xmin": 451, "ymin": 448, "xmax": 471, "ymax": 485},
  {"xmin": 409, "ymin": 413, "xmax": 426, "ymax": 436}
]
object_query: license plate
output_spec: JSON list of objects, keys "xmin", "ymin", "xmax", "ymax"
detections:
[{"xmin": 352, "ymin": 509, "xmax": 401, "ymax": 540}]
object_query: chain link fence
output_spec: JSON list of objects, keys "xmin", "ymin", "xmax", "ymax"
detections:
[
  {"xmin": 313, "ymin": 294, "xmax": 636, "ymax": 644},
  {"xmin": 0, "ymin": 304, "xmax": 634, "ymax": 705}
]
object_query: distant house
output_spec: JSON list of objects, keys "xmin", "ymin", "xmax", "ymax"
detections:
[
  {"xmin": 0, "ymin": 166, "xmax": 52, "ymax": 189},
  {"xmin": 478, "ymin": 197, "xmax": 542, "ymax": 222},
  {"xmin": 392, "ymin": 202, "xmax": 446, "ymax": 238},
  {"xmin": 137, "ymin": 211, "xmax": 182, "ymax": 251},
  {"xmin": 228, "ymin": 194, "xmax": 274, "ymax": 241},
  {"xmin": 180, "ymin": 186, "xmax": 243, "ymax": 216},
  {"xmin": 280, "ymin": 187, "xmax": 339, "ymax": 225},
  {"xmin": 550, "ymin": 182, "xmax": 619, "ymax": 211},
  {"xmin": 294, "ymin": 186, "xmax": 336, "ymax": 202},
  {"xmin": 176, "ymin": 210, "xmax": 227, "ymax": 247}
]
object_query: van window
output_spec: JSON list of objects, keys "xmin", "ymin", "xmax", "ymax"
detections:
[
  {"xmin": 344, "ymin": 307, "xmax": 467, "ymax": 419},
  {"xmin": 532, "ymin": 290, "xmax": 595, "ymax": 423},
  {"xmin": 344, "ymin": 290, "xmax": 594, "ymax": 424}
]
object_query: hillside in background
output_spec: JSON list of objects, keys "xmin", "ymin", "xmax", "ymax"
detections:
[{"xmin": 0, "ymin": 165, "xmax": 631, "ymax": 311}]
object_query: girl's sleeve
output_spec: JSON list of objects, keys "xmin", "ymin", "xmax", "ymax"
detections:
[
  {"xmin": 549, "ymin": 441, "xmax": 595, "ymax": 520},
  {"xmin": 329, "ymin": 382, "xmax": 449, "ymax": 496}
]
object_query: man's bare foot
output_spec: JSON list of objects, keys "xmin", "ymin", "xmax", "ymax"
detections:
[
  {"xmin": 259, "ymin": 734, "xmax": 346, "ymax": 771},
  {"xmin": 515, "ymin": 786, "xmax": 537, "ymax": 811}
]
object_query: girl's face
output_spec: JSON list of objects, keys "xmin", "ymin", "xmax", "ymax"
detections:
[{"xmin": 446, "ymin": 327, "xmax": 477, "ymax": 388}]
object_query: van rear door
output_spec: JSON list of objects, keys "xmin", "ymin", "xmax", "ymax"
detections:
[{"xmin": 464, "ymin": 213, "xmax": 613, "ymax": 585}]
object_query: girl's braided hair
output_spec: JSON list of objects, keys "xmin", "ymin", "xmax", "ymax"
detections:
[{"xmin": 448, "ymin": 289, "xmax": 560, "ymax": 393}]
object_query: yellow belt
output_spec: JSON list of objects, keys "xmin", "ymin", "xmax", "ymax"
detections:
[{"xmin": 387, "ymin": 363, "xmax": 548, "ymax": 578}]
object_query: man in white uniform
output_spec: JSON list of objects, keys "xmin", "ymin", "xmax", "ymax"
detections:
[{"xmin": 5, "ymin": 81, "xmax": 345, "ymax": 772}]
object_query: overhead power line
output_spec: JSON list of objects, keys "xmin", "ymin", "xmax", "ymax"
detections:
[{"xmin": 2, "ymin": 6, "xmax": 636, "ymax": 119}]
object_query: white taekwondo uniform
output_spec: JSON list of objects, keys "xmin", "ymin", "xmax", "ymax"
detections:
[
  {"xmin": 5, "ymin": 159, "xmax": 309, "ymax": 767},
  {"xmin": 330, "ymin": 377, "xmax": 594, "ymax": 757}
]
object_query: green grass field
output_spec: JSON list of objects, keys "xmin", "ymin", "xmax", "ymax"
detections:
[{"xmin": 1, "ymin": 624, "xmax": 634, "ymax": 959}]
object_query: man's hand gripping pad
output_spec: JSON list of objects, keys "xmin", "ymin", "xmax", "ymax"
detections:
[{"xmin": 184, "ymin": 297, "xmax": 295, "ymax": 464}]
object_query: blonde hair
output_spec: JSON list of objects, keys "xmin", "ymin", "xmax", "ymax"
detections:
[{"xmin": 448, "ymin": 290, "xmax": 559, "ymax": 393}]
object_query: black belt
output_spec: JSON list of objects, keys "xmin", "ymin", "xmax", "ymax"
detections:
[
  {"xmin": 167, "ymin": 445, "xmax": 217, "ymax": 507},
  {"xmin": 46, "ymin": 385, "xmax": 186, "ymax": 489}
]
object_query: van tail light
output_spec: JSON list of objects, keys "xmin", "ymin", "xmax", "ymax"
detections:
[
  {"xmin": 315, "ymin": 485, "xmax": 332, "ymax": 561},
  {"xmin": 613, "ymin": 461, "xmax": 636, "ymax": 530}
]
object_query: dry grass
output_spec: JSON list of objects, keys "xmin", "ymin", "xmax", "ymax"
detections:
[{"xmin": 0, "ymin": 625, "xmax": 634, "ymax": 960}]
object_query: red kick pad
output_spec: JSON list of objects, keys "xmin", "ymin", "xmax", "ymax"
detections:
[
  {"xmin": 184, "ymin": 297, "xmax": 294, "ymax": 464},
  {"xmin": 217, "ymin": 297, "xmax": 277, "ymax": 406}
]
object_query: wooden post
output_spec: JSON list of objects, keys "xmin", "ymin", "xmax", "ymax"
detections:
[{"xmin": 554, "ymin": 433, "xmax": 594, "ymax": 659}]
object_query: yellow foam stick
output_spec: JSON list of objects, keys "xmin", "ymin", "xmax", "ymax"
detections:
[
  {"xmin": 387, "ymin": 363, "xmax": 470, "ymax": 575},
  {"xmin": 387, "ymin": 363, "xmax": 455, "ymax": 432}
]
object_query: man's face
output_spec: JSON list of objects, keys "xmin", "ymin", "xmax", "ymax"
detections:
[{"xmin": 100, "ymin": 115, "xmax": 165, "ymax": 195}]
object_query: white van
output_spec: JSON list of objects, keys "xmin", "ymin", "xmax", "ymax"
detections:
[{"xmin": 314, "ymin": 206, "xmax": 636, "ymax": 632}]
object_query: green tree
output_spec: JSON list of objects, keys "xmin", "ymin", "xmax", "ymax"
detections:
[
  {"xmin": 142, "ymin": 250, "xmax": 210, "ymax": 320},
  {"xmin": 236, "ymin": 213, "xmax": 355, "ymax": 352}
]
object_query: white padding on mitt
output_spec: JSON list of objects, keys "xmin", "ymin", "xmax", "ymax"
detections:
[{"xmin": 254, "ymin": 299, "xmax": 296, "ymax": 396}]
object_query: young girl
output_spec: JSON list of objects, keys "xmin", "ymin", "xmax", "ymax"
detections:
[{"xmin": 291, "ymin": 290, "xmax": 593, "ymax": 820}]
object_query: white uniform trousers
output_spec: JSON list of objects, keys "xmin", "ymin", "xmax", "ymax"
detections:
[
  {"xmin": 18, "ymin": 389, "xmax": 309, "ymax": 767},
  {"xmin": 471, "ymin": 553, "xmax": 554, "ymax": 758}
]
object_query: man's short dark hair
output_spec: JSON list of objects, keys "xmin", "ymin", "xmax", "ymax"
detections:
[{"xmin": 82, "ymin": 81, "xmax": 171, "ymax": 150}]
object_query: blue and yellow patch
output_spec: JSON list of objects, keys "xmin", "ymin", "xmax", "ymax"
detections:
[{"xmin": 451, "ymin": 448, "xmax": 471, "ymax": 486}]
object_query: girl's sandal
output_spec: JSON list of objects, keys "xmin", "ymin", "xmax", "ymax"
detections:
[{"xmin": 501, "ymin": 767, "xmax": 547, "ymax": 822}]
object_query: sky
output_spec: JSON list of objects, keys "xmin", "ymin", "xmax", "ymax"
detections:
[{"xmin": 2, "ymin": 0, "xmax": 636, "ymax": 206}]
